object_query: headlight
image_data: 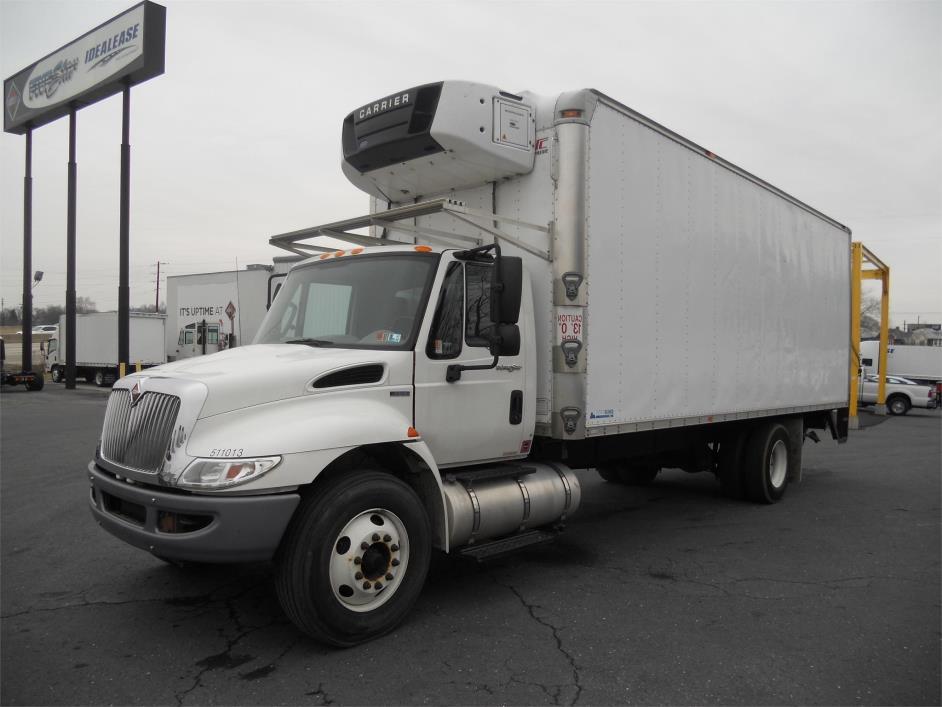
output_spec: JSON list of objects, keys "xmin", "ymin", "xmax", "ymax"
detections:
[{"xmin": 178, "ymin": 456, "xmax": 281, "ymax": 490}]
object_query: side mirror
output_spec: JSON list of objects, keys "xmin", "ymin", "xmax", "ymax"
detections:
[
  {"xmin": 490, "ymin": 256, "xmax": 522, "ymax": 325},
  {"xmin": 489, "ymin": 323, "xmax": 520, "ymax": 357}
]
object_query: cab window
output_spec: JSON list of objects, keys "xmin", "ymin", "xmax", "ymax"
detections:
[
  {"xmin": 465, "ymin": 262, "xmax": 494, "ymax": 348},
  {"xmin": 427, "ymin": 262, "xmax": 463, "ymax": 359}
]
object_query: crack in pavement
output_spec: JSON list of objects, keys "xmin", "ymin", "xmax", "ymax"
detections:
[
  {"xmin": 239, "ymin": 636, "xmax": 300, "ymax": 681},
  {"xmin": 174, "ymin": 582, "xmax": 277, "ymax": 706},
  {"xmin": 495, "ymin": 578, "xmax": 583, "ymax": 706},
  {"xmin": 304, "ymin": 682, "xmax": 335, "ymax": 704}
]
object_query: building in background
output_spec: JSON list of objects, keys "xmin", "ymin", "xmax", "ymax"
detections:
[{"xmin": 165, "ymin": 256, "xmax": 299, "ymax": 361}]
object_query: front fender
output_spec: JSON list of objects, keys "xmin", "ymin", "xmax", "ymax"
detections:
[{"xmin": 183, "ymin": 395, "xmax": 453, "ymax": 551}]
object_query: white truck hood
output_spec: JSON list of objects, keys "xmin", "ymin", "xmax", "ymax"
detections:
[{"xmin": 137, "ymin": 344, "xmax": 411, "ymax": 418}]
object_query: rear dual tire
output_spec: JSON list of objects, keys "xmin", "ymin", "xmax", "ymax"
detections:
[{"xmin": 718, "ymin": 422, "xmax": 793, "ymax": 504}]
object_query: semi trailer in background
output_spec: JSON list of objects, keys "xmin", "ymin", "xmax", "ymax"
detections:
[
  {"xmin": 88, "ymin": 81, "xmax": 851, "ymax": 645},
  {"xmin": 46, "ymin": 312, "xmax": 165, "ymax": 386}
]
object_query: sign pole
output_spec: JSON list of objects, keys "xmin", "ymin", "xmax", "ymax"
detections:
[
  {"xmin": 118, "ymin": 83, "xmax": 131, "ymax": 371},
  {"xmin": 65, "ymin": 107, "xmax": 78, "ymax": 389},
  {"xmin": 22, "ymin": 129, "xmax": 33, "ymax": 373}
]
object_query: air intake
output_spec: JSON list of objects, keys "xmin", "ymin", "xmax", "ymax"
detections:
[{"xmin": 313, "ymin": 365, "xmax": 385, "ymax": 389}]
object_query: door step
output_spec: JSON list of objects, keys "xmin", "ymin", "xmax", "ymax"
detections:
[{"xmin": 457, "ymin": 529, "xmax": 558, "ymax": 562}]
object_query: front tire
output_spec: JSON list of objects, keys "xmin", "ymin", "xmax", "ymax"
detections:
[
  {"xmin": 744, "ymin": 422, "xmax": 791, "ymax": 504},
  {"xmin": 275, "ymin": 470, "xmax": 431, "ymax": 646},
  {"xmin": 51, "ymin": 366, "xmax": 63, "ymax": 383}
]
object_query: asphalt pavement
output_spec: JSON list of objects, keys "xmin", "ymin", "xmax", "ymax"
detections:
[{"xmin": 1, "ymin": 385, "xmax": 939, "ymax": 705}]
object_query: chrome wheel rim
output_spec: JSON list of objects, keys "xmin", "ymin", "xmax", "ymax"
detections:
[
  {"xmin": 769, "ymin": 439, "xmax": 788, "ymax": 489},
  {"xmin": 329, "ymin": 508, "xmax": 408, "ymax": 613}
]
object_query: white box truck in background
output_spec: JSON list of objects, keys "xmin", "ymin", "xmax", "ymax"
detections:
[
  {"xmin": 860, "ymin": 340, "xmax": 942, "ymax": 387},
  {"xmin": 46, "ymin": 312, "xmax": 165, "ymax": 386},
  {"xmin": 166, "ymin": 257, "xmax": 299, "ymax": 361},
  {"xmin": 88, "ymin": 81, "xmax": 851, "ymax": 646}
]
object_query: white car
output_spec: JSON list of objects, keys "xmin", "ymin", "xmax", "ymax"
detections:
[{"xmin": 859, "ymin": 375, "xmax": 938, "ymax": 415}]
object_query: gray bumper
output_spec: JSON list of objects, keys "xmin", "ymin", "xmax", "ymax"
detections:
[{"xmin": 87, "ymin": 462, "xmax": 300, "ymax": 563}]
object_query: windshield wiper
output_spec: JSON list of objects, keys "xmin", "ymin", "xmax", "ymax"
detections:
[{"xmin": 285, "ymin": 338, "xmax": 335, "ymax": 347}]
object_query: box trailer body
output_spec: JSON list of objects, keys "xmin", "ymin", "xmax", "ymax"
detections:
[
  {"xmin": 88, "ymin": 81, "xmax": 852, "ymax": 646},
  {"xmin": 46, "ymin": 312, "xmax": 165, "ymax": 385},
  {"xmin": 860, "ymin": 340, "xmax": 942, "ymax": 385},
  {"xmin": 350, "ymin": 90, "xmax": 850, "ymax": 440},
  {"xmin": 165, "ymin": 258, "xmax": 298, "ymax": 361}
]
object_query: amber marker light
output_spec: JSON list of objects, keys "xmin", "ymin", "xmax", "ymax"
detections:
[
  {"xmin": 414, "ymin": 245, "xmax": 432, "ymax": 253},
  {"xmin": 407, "ymin": 427, "xmax": 420, "ymax": 438},
  {"xmin": 351, "ymin": 248, "xmax": 364, "ymax": 255},
  {"xmin": 319, "ymin": 253, "xmax": 331, "ymax": 260},
  {"xmin": 559, "ymin": 109, "xmax": 583, "ymax": 118}
]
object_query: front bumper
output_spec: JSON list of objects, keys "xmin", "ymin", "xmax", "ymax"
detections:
[{"xmin": 87, "ymin": 462, "xmax": 300, "ymax": 563}]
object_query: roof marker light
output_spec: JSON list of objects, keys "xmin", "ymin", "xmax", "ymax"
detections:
[
  {"xmin": 319, "ymin": 253, "xmax": 331, "ymax": 260},
  {"xmin": 351, "ymin": 248, "xmax": 364, "ymax": 255},
  {"xmin": 560, "ymin": 109, "xmax": 583, "ymax": 118},
  {"xmin": 407, "ymin": 427, "xmax": 420, "ymax": 438},
  {"xmin": 414, "ymin": 245, "xmax": 432, "ymax": 253}
]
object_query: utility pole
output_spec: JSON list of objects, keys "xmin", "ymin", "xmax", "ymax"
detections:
[{"xmin": 153, "ymin": 261, "xmax": 168, "ymax": 312}]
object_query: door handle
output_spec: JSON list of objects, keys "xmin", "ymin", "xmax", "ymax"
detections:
[{"xmin": 509, "ymin": 390, "xmax": 523, "ymax": 425}]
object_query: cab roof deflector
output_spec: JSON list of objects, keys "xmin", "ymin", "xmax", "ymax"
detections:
[{"xmin": 269, "ymin": 198, "xmax": 552, "ymax": 261}]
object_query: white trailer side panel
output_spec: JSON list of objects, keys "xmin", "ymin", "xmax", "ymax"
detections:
[
  {"xmin": 129, "ymin": 315, "xmax": 166, "ymax": 365},
  {"xmin": 58, "ymin": 312, "xmax": 165, "ymax": 366},
  {"xmin": 585, "ymin": 101, "xmax": 850, "ymax": 429},
  {"xmin": 860, "ymin": 341, "xmax": 942, "ymax": 380}
]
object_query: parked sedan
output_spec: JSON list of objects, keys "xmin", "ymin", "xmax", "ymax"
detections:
[{"xmin": 859, "ymin": 375, "xmax": 938, "ymax": 415}]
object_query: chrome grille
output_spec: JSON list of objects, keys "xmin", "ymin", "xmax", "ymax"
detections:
[{"xmin": 101, "ymin": 389, "xmax": 181, "ymax": 473}]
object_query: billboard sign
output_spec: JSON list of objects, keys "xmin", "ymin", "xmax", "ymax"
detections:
[{"xmin": 4, "ymin": 1, "xmax": 166, "ymax": 134}]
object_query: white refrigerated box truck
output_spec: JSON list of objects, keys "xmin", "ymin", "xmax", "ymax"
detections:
[
  {"xmin": 46, "ymin": 312, "xmax": 165, "ymax": 386},
  {"xmin": 87, "ymin": 81, "xmax": 852, "ymax": 646},
  {"xmin": 860, "ymin": 340, "xmax": 942, "ymax": 387}
]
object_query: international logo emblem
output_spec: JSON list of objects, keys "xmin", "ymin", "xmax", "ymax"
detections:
[{"xmin": 130, "ymin": 379, "xmax": 145, "ymax": 406}]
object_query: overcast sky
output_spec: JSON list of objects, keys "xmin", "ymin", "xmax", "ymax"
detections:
[{"xmin": 1, "ymin": 0, "xmax": 940, "ymax": 327}]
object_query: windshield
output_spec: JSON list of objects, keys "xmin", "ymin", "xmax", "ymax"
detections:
[{"xmin": 255, "ymin": 252, "xmax": 439, "ymax": 349}]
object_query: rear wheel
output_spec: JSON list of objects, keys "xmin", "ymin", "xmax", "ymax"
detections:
[
  {"xmin": 25, "ymin": 375, "xmax": 44, "ymax": 391},
  {"xmin": 886, "ymin": 395, "xmax": 910, "ymax": 416},
  {"xmin": 744, "ymin": 422, "xmax": 791, "ymax": 504},
  {"xmin": 275, "ymin": 470, "xmax": 431, "ymax": 646}
]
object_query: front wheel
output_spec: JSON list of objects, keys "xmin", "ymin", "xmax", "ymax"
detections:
[
  {"xmin": 51, "ymin": 366, "xmax": 63, "ymax": 383},
  {"xmin": 275, "ymin": 470, "xmax": 431, "ymax": 646}
]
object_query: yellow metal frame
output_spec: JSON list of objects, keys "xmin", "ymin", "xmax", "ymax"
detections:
[{"xmin": 849, "ymin": 242, "xmax": 890, "ymax": 427}]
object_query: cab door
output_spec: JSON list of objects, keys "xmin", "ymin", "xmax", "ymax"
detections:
[{"xmin": 414, "ymin": 257, "xmax": 531, "ymax": 467}]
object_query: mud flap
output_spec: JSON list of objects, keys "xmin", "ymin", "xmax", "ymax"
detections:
[{"xmin": 785, "ymin": 417, "xmax": 803, "ymax": 483}]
